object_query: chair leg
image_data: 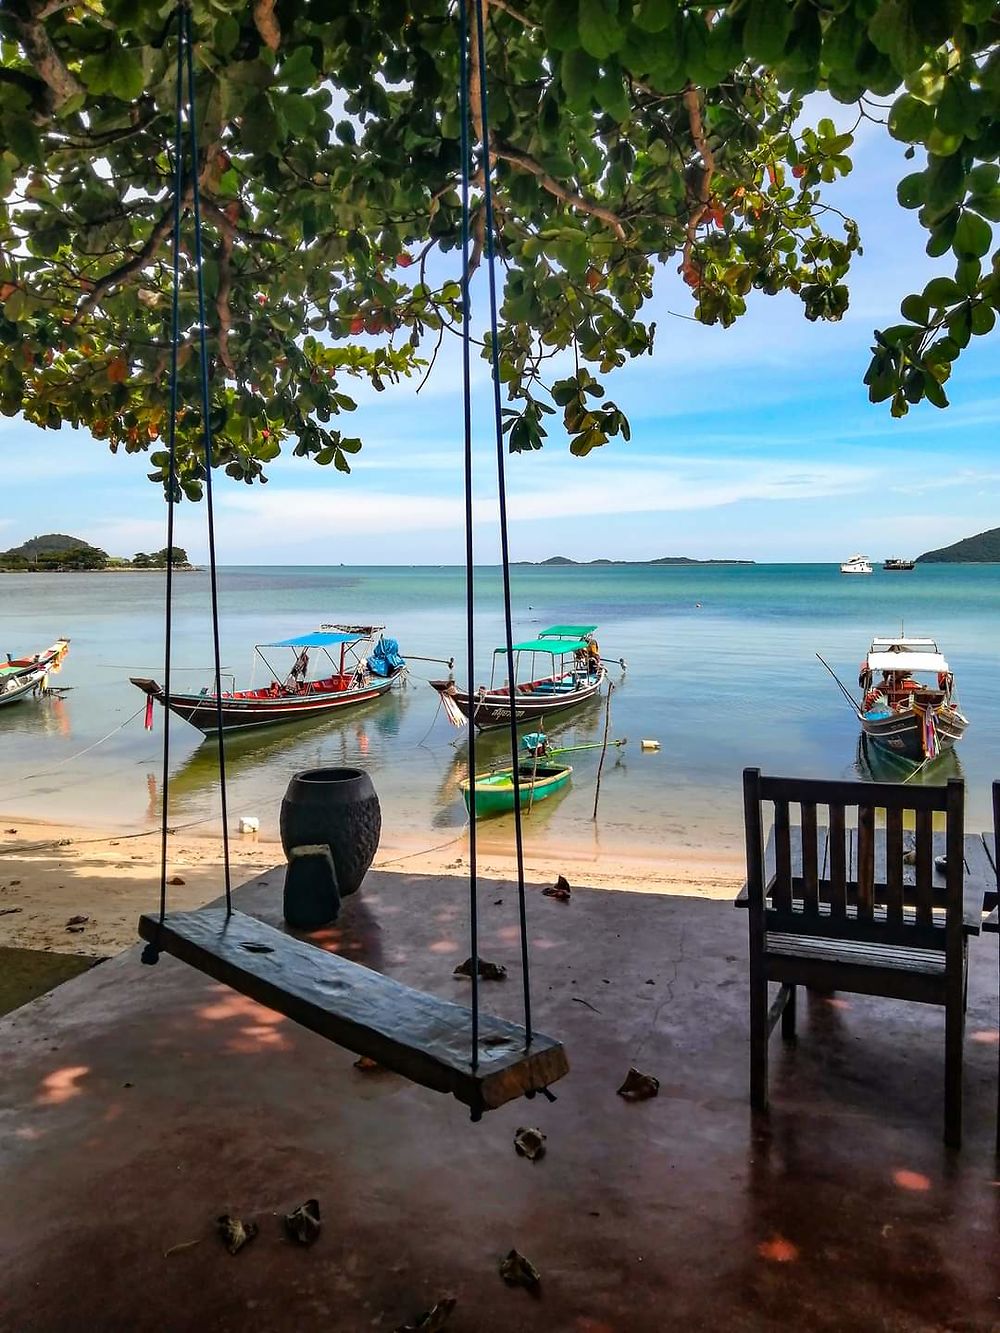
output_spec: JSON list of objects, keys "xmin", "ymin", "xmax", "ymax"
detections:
[
  {"xmin": 944, "ymin": 993, "xmax": 964, "ymax": 1149},
  {"xmin": 750, "ymin": 972, "xmax": 769, "ymax": 1111},
  {"xmin": 781, "ymin": 984, "xmax": 797, "ymax": 1040}
]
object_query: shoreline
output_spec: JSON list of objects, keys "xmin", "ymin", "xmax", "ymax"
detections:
[{"xmin": 0, "ymin": 815, "xmax": 744, "ymax": 960}]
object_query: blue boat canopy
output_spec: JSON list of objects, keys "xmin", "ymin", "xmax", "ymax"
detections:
[
  {"xmin": 539, "ymin": 624, "xmax": 596, "ymax": 638},
  {"xmin": 262, "ymin": 631, "xmax": 360, "ymax": 648},
  {"xmin": 499, "ymin": 637, "xmax": 589, "ymax": 655}
]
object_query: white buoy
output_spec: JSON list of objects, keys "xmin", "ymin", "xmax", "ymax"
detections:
[
  {"xmin": 239, "ymin": 816, "xmax": 260, "ymax": 834},
  {"xmin": 640, "ymin": 739, "xmax": 661, "ymax": 752}
]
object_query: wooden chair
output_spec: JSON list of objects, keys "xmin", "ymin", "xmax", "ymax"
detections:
[
  {"xmin": 992, "ymin": 781, "xmax": 1000, "ymax": 1158},
  {"xmin": 743, "ymin": 769, "xmax": 967, "ymax": 1148}
]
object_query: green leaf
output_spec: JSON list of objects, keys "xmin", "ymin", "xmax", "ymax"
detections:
[
  {"xmin": 280, "ymin": 46, "xmax": 318, "ymax": 90},
  {"xmin": 596, "ymin": 67, "xmax": 630, "ymax": 121},
  {"xmin": 900, "ymin": 293, "xmax": 929, "ymax": 324},
  {"xmin": 952, "ymin": 210, "xmax": 991, "ymax": 259},
  {"xmin": 925, "ymin": 153, "xmax": 966, "ymax": 211},
  {"xmin": 970, "ymin": 303, "xmax": 996, "ymax": 336},
  {"xmin": 241, "ymin": 94, "xmax": 280, "ymax": 154},
  {"xmin": 633, "ymin": 0, "xmax": 677, "ymax": 34},
  {"xmin": 922, "ymin": 373, "xmax": 949, "ymax": 409},
  {"xmin": 2, "ymin": 115, "xmax": 41, "ymax": 163},
  {"xmin": 744, "ymin": 0, "xmax": 793, "ymax": 65},
  {"xmin": 215, "ymin": 16, "xmax": 240, "ymax": 55},
  {"xmin": 923, "ymin": 276, "xmax": 962, "ymax": 307},
  {"xmin": 888, "ymin": 94, "xmax": 934, "ymax": 142},
  {"xmin": 935, "ymin": 77, "xmax": 980, "ymax": 137},
  {"xmin": 560, "ymin": 48, "xmax": 598, "ymax": 112},
  {"xmin": 543, "ymin": 0, "xmax": 579, "ymax": 50},
  {"xmin": 868, "ymin": 0, "xmax": 925, "ymax": 75},
  {"xmin": 578, "ymin": 0, "xmax": 624, "ymax": 60},
  {"xmin": 896, "ymin": 171, "xmax": 925, "ymax": 208}
]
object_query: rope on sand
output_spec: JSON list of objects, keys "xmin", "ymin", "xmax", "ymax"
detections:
[{"xmin": 0, "ymin": 706, "xmax": 147, "ymax": 798}]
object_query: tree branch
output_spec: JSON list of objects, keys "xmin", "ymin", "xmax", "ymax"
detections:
[
  {"xmin": 71, "ymin": 194, "xmax": 190, "ymax": 326},
  {"xmin": 487, "ymin": 0, "xmax": 536, "ymax": 26},
  {"xmin": 216, "ymin": 231, "xmax": 235, "ymax": 376},
  {"xmin": 8, "ymin": 2, "xmax": 84, "ymax": 112},
  {"xmin": 253, "ymin": 0, "xmax": 280, "ymax": 52},
  {"xmin": 680, "ymin": 85, "xmax": 716, "ymax": 282},
  {"xmin": 494, "ymin": 143, "xmax": 627, "ymax": 241}
]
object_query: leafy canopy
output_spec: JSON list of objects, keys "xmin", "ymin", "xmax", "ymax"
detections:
[{"xmin": 1, "ymin": 0, "xmax": 997, "ymax": 494}]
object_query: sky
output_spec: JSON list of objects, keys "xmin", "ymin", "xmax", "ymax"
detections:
[{"xmin": 2, "ymin": 101, "xmax": 997, "ymax": 565}]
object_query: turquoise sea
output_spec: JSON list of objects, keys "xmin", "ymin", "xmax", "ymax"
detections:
[{"xmin": 1, "ymin": 563, "xmax": 997, "ymax": 860}]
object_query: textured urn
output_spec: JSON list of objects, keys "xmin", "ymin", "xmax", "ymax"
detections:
[{"xmin": 279, "ymin": 767, "xmax": 382, "ymax": 898}]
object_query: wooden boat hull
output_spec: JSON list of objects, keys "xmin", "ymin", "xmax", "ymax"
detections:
[
  {"xmin": 430, "ymin": 672, "xmax": 604, "ymax": 731},
  {"xmin": 461, "ymin": 764, "xmax": 572, "ymax": 817},
  {"xmin": 0, "ymin": 639, "xmax": 70, "ymax": 708},
  {"xmin": 0, "ymin": 674, "xmax": 42, "ymax": 707},
  {"xmin": 861, "ymin": 705, "xmax": 967, "ymax": 763},
  {"xmin": 131, "ymin": 675, "xmax": 398, "ymax": 737}
]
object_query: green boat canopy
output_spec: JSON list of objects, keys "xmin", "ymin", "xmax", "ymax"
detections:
[
  {"xmin": 539, "ymin": 624, "xmax": 597, "ymax": 638},
  {"xmin": 498, "ymin": 638, "xmax": 589, "ymax": 655}
]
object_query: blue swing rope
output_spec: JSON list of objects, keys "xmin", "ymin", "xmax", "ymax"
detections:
[
  {"xmin": 143, "ymin": 3, "xmax": 231, "ymax": 965},
  {"xmin": 470, "ymin": 0, "xmax": 533, "ymax": 1046},
  {"xmin": 458, "ymin": 0, "xmax": 480, "ymax": 1067}
]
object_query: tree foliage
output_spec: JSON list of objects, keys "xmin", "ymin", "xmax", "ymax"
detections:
[{"xmin": 1, "ymin": 0, "xmax": 997, "ymax": 492}]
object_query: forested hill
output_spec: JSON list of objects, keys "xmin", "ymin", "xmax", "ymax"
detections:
[
  {"xmin": 3, "ymin": 533, "xmax": 100, "ymax": 559},
  {"xmin": 917, "ymin": 528, "xmax": 1000, "ymax": 563}
]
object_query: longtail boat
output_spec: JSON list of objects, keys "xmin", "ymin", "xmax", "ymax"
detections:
[
  {"xmin": 430, "ymin": 624, "xmax": 606, "ymax": 731},
  {"xmin": 131, "ymin": 626, "xmax": 405, "ymax": 737},
  {"xmin": 857, "ymin": 635, "xmax": 967, "ymax": 763},
  {"xmin": 460, "ymin": 762, "xmax": 573, "ymax": 818},
  {"xmin": 0, "ymin": 638, "xmax": 70, "ymax": 708}
]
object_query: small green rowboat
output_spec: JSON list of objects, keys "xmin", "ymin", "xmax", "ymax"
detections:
[{"xmin": 460, "ymin": 763, "xmax": 573, "ymax": 818}]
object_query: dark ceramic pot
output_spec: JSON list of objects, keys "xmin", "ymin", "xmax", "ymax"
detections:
[{"xmin": 279, "ymin": 767, "xmax": 381, "ymax": 897}]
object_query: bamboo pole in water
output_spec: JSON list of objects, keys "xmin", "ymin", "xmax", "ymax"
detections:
[{"xmin": 592, "ymin": 682, "xmax": 615, "ymax": 821}]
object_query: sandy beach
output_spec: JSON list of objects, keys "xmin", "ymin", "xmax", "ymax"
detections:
[{"xmin": 0, "ymin": 815, "xmax": 744, "ymax": 958}]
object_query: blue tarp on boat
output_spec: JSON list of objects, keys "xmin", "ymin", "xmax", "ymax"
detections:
[{"xmin": 368, "ymin": 637, "xmax": 405, "ymax": 677}]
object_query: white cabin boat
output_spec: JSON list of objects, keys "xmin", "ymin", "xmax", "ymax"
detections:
[{"xmin": 840, "ymin": 554, "xmax": 873, "ymax": 575}]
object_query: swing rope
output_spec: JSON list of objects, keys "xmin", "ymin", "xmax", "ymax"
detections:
[
  {"xmin": 142, "ymin": 3, "xmax": 231, "ymax": 966},
  {"xmin": 469, "ymin": 0, "xmax": 533, "ymax": 1046},
  {"xmin": 458, "ymin": 0, "xmax": 480, "ymax": 1067}
]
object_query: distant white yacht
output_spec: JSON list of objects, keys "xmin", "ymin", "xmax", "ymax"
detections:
[{"xmin": 840, "ymin": 554, "xmax": 873, "ymax": 575}]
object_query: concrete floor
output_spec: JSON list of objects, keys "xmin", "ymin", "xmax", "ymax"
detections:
[{"xmin": 1, "ymin": 868, "xmax": 997, "ymax": 1332}]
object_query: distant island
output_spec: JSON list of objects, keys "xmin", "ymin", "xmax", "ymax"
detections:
[
  {"xmin": 917, "ymin": 527, "xmax": 1000, "ymax": 563},
  {"xmin": 516, "ymin": 555, "xmax": 755, "ymax": 566},
  {"xmin": 0, "ymin": 534, "xmax": 196, "ymax": 572}
]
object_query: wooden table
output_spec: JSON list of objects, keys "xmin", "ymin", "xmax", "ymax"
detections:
[{"xmin": 737, "ymin": 828, "xmax": 996, "ymax": 936}]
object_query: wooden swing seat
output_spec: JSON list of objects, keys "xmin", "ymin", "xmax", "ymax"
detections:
[{"xmin": 138, "ymin": 908, "xmax": 568, "ymax": 1114}]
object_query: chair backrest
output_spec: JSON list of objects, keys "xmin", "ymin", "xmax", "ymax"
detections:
[{"xmin": 743, "ymin": 769, "xmax": 964, "ymax": 950}]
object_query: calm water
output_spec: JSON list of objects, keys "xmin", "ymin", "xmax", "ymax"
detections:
[{"xmin": 1, "ymin": 564, "xmax": 997, "ymax": 859}]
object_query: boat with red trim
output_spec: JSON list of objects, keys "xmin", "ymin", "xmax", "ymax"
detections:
[
  {"xmin": 857, "ymin": 635, "xmax": 967, "ymax": 764},
  {"xmin": 430, "ymin": 625, "xmax": 607, "ymax": 731},
  {"xmin": 1, "ymin": 638, "xmax": 70, "ymax": 708},
  {"xmin": 131, "ymin": 626, "xmax": 405, "ymax": 737}
]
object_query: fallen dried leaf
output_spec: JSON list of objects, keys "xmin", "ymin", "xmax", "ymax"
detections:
[
  {"xmin": 283, "ymin": 1198, "xmax": 321, "ymax": 1246},
  {"xmin": 168, "ymin": 875, "xmax": 185, "ymax": 885},
  {"xmin": 216, "ymin": 1214, "xmax": 258, "ymax": 1255},
  {"xmin": 454, "ymin": 957, "xmax": 507, "ymax": 981},
  {"xmin": 513, "ymin": 1127, "xmax": 546, "ymax": 1162},
  {"xmin": 616, "ymin": 1067, "xmax": 659, "ymax": 1101},
  {"xmin": 0, "ymin": 906, "xmax": 23, "ymax": 917},
  {"xmin": 396, "ymin": 1296, "xmax": 456, "ymax": 1331},
  {"xmin": 542, "ymin": 875, "xmax": 571, "ymax": 902},
  {"xmin": 499, "ymin": 1248, "xmax": 540, "ymax": 1293},
  {"xmin": 354, "ymin": 1055, "xmax": 380, "ymax": 1071},
  {"xmin": 66, "ymin": 914, "xmax": 89, "ymax": 926}
]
